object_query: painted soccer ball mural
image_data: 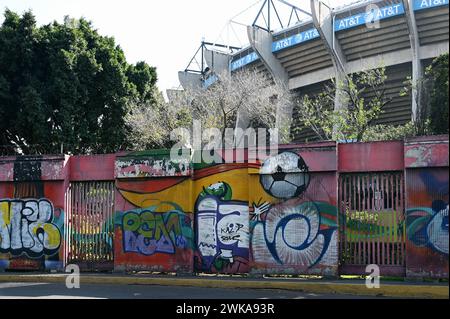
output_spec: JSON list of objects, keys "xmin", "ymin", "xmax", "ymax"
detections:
[{"xmin": 260, "ymin": 152, "xmax": 310, "ymax": 199}]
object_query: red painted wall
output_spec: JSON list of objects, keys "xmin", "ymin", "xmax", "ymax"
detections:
[
  {"xmin": 69, "ymin": 154, "xmax": 115, "ymax": 181},
  {"xmin": 339, "ymin": 141, "xmax": 404, "ymax": 172}
]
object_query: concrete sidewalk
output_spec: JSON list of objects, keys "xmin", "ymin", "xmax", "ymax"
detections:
[{"xmin": 0, "ymin": 272, "xmax": 448, "ymax": 299}]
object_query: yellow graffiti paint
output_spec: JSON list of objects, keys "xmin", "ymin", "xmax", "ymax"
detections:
[
  {"xmin": 42, "ymin": 224, "xmax": 61, "ymax": 249},
  {"xmin": 119, "ymin": 167, "xmax": 274, "ymax": 212},
  {"xmin": 0, "ymin": 202, "xmax": 10, "ymax": 226},
  {"xmin": 119, "ymin": 181, "xmax": 193, "ymax": 212}
]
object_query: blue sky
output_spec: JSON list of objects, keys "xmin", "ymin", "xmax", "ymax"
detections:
[{"xmin": 0, "ymin": 0, "xmax": 354, "ymax": 94}]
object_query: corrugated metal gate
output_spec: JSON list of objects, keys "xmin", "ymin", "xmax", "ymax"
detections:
[
  {"xmin": 338, "ymin": 172, "xmax": 406, "ymax": 276},
  {"xmin": 65, "ymin": 181, "xmax": 115, "ymax": 271}
]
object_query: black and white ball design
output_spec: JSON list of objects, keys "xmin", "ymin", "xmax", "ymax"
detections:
[{"xmin": 260, "ymin": 152, "xmax": 310, "ymax": 199}]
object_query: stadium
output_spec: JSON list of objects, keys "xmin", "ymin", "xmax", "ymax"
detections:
[{"xmin": 176, "ymin": 0, "xmax": 449, "ymax": 142}]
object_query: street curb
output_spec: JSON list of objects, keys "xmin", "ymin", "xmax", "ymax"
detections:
[{"xmin": 0, "ymin": 275, "xmax": 448, "ymax": 299}]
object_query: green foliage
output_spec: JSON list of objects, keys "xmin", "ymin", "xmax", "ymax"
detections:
[
  {"xmin": 0, "ymin": 10, "xmax": 158, "ymax": 155},
  {"xmin": 426, "ymin": 53, "xmax": 449, "ymax": 135},
  {"xmin": 362, "ymin": 121, "xmax": 417, "ymax": 142},
  {"xmin": 400, "ymin": 53, "xmax": 449, "ymax": 136},
  {"xmin": 296, "ymin": 58, "xmax": 447, "ymax": 144},
  {"xmin": 295, "ymin": 68, "xmax": 391, "ymax": 142},
  {"xmin": 292, "ymin": 91, "xmax": 335, "ymax": 141}
]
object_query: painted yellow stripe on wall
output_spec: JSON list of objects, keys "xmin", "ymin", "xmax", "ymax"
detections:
[
  {"xmin": 119, "ymin": 168, "xmax": 275, "ymax": 212},
  {"xmin": 0, "ymin": 202, "xmax": 10, "ymax": 226}
]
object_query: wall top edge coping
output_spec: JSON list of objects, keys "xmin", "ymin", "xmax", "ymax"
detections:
[
  {"xmin": 1, "ymin": 137, "xmax": 448, "ymax": 161},
  {"xmin": 71, "ymin": 153, "xmax": 117, "ymax": 158},
  {"xmin": 338, "ymin": 139, "xmax": 404, "ymax": 146},
  {"xmin": 404, "ymin": 134, "xmax": 449, "ymax": 144},
  {"xmin": 279, "ymin": 141, "xmax": 337, "ymax": 149},
  {"xmin": 0, "ymin": 154, "xmax": 67, "ymax": 163},
  {"xmin": 114, "ymin": 169, "xmax": 339, "ymax": 177},
  {"xmin": 115, "ymin": 149, "xmax": 183, "ymax": 159},
  {"xmin": 114, "ymin": 144, "xmax": 337, "ymax": 159}
]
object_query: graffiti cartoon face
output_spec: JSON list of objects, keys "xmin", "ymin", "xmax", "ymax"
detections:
[
  {"xmin": 195, "ymin": 194, "xmax": 249, "ymax": 272},
  {"xmin": 199, "ymin": 182, "xmax": 233, "ymax": 201},
  {"xmin": 260, "ymin": 152, "xmax": 310, "ymax": 199}
]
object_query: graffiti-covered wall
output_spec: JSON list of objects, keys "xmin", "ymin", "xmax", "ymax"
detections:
[
  {"xmin": 404, "ymin": 136, "xmax": 449, "ymax": 278},
  {"xmin": 0, "ymin": 137, "xmax": 448, "ymax": 279},
  {"xmin": 112, "ymin": 145, "xmax": 340, "ymax": 276},
  {"xmin": 249, "ymin": 145, "xmax": 338, "ymax": 276},
  {"xmin": 0, "ymin": 155, "xmax": 68, "ymax": 271},
  {"xmin": 114, "ymin": 150, "xmax": 194, "ymax": 273}
]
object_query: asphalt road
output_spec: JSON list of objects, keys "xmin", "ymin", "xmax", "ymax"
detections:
[{"xmin": 0, "ymin": 282, "xmax": 385, "ymax": 299}]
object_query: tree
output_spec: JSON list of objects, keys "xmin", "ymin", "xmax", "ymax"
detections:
[
  {"xmin": 125, "ymin": 89, "xmax": 192, "ymax": 150},
  {"xmin": 0, "ymin": 9, "xmax": 158, "ymax": 155},
  {"xmin": 400, "ymin": 53, "xmax": 449, "ymax": 137},
  {"xmin": 126, "ymin": 69, "xmax": 292, "ymax": 150},
  {"xmin": 426, "ymin": 53, "xmax": 449, "ymax": 135},
  {"xmin": 183, "ymin": 69, "xmax": 292, "ymax": 144},
  {"xmin": 294, "ymin": 67, "xmax": 408, "ymax": 142}
]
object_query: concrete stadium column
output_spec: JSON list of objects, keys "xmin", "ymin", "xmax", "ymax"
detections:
[
  {"xmin": 204, "ymin": 48, "xmax": 231, "ymax": 76},
  {"xmin": 247, "ymin": 25, "xmax": 292, "ymax": 143},
  {"xmin": 403, "ymin": 0, "xmax": 423, "ymax": 122},
  {"xmin": 178, "ymin": 71, "xmax": 203, "ymax": 91},
  {"xmin": 204, "ymin": 48, "xmax": 251, "ymax": 139},
  {"xmin": 310, "ymin": 0, "xmax": 348, "ymax": 113}
]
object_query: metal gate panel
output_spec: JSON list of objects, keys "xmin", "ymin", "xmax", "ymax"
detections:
[
  {"xmin": 339, "ymin": 172, "xmax": 406, "ymax": 276},
  {"xmin": 65, "ymin": 181, "xmax": 115, "ymax": 271}
]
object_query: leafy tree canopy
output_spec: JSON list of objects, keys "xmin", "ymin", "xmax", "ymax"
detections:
[
  {"xmin": 295, "ymin": 67, "xmax": 393, "ymax": 142},
  {"xmin": 0, "ymin": 9, "xmax": 158, "ymax": 155},
  {"xmin": 426, "ymin": 53, "xmax": 449, "ymax": 135}
]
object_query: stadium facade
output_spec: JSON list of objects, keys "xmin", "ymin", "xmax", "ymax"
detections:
[{"xmin": 176, "ymin": 0, "xmax": 449, "ymax": 142}]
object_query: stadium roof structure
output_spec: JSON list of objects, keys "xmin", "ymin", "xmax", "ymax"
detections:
[{"xmin": 177, "ymin": 0, "xmax": 449, "ymax": 142}]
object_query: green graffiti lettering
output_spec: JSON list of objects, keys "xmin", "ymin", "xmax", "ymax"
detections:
[
  {"xmin": 139, "ymin": 211, "xmax": 156, "ymax": 237},
  {"xmin": 165, "ymin": 213, "xmax": 181, "ymax": 237},
  {"xmin": 123, "ymin": 212, "xmax": 140, "ymax": 232}
]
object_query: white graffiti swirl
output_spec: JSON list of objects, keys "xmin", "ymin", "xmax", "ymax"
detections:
[
  {"xmin": 252, "ymin": 202, "xmax": 332, "ymax": 267},
  {"xmin": 427, "ymin": 205, "xmax": 449, "ymax": 255}
]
